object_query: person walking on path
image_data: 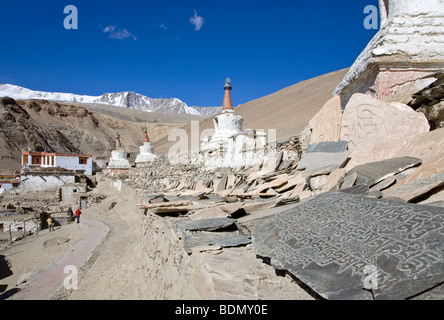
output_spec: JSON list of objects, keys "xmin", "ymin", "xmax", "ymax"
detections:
[
  {"xmin": 46, "ymin": 216, "xmax": 54, "ymax": 232},
  {"xmin": 75, "ymin": 207, "xmax": 82, "ymax": 224}
]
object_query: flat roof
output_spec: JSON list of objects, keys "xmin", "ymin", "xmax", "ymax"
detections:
[{"xmin": 22, "ymin": 151, "xmax": 92, "ymax": 158}]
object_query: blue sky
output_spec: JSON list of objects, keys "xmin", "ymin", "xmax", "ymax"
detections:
[{"xmin": 0, "ymin": 0, "xmax": 379, "ymax": 107}]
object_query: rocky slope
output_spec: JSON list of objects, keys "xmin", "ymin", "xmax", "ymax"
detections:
[{"xmin": 0, "ymin": 97, "xmax": 184, "ymax": 173}]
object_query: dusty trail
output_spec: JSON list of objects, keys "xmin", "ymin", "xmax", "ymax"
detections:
[
  {"xmin": 0, "ymin": 181, "xmax": 147, "ymax": 300},
  {"xmin": 64, "ymin": 182, "xmax": 148, "ymax": 300}
]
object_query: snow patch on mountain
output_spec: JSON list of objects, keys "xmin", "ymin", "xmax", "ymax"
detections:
[{"xmin": 0, "ymin": 84, "xmax": 221, "ymax": 117}]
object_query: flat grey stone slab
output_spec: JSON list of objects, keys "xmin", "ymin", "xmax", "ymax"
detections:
[
  {"xmin": 345, "ymin": 157, "xmax": 422, "ymax": 186},
  {"xmin": 253, "ymin": 192, "xmax": 444, "ymax": 300},
  {"xmin": 306, "ymin": 141, "xmax": 348, "ymax": 153},
  {"xmin": 369, "ymin": 176, "xmax": 397, "ymax": 192},
  {"xmin": 340, "ymin": 171, "xmax": 357, "ymax": 189},
  {"xmin": 383, "ymin": 172, "xmax": 444, "ymax": 202},
  {"xmin": 339, "ymin": 184, "xmax": 369, "ymax": 195},
  {"xmin": 184, "ymin": 232, "xmax": 251, "ymax": 254},
  {"xmin": 297, "ymin": 151, "xmax": 349, "ymax": 176},
  {"xmin": 182, "ymin": 217, "xmax": 237, "ymax": 231}
]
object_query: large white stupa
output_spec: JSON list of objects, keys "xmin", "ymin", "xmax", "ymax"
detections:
[{"xmin": 200, "ymin": 78, "xmax": 267, "ymax": 170}]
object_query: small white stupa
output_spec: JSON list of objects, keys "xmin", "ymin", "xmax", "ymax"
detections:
[
  {"xmin": 135, "ymin": 126, "xmax": 157, "ymax": 166},
  {"xmin": 107, "ymin": 132, "xmax": 130, "ymax": 169}
]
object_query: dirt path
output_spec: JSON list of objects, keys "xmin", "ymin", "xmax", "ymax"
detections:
[
  {"xmin": 6, "ymin": 219, "xmax": 108, "ymax": 300},
  {"xmin": 1, "ymin": 222, "xmax": 88, "ymax": 299},
  {"xmin": 1, "ymin": 180, "xmax": 145, "ymax": 300},
  {"xmin": 61, "ymin": 182, "xmax": 149, "ymax": 300}
]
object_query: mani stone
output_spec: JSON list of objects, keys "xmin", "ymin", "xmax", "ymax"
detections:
[
  {"xmin": 394, "ymin": 155, "xmax": 444, "ymax": 186},
  {"xmin": 321, "ymin": 168, "xmax": 346, "ymax": 193},
  {"xmin": 309, "ymin": 96, "xmax": 342, "ymax": 144},
  {"xmin": 340, "ymin": 94, "xmax": 430, "ymax": 154},
  {"xmin": 344, "ymin": 156, "xmax": 422, "ymax": 187},
  {"xmin": 252, "ymin": 191, "xmax": 444, "ymax": 300},
  {"xmin": 347, "ymin": 127, "xmax": 444, "ymax": 171}
]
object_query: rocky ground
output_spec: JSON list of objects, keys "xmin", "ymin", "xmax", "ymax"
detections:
[{"xmin": 0, "ymin": 179, "xmax": 314, "ymax": 300}]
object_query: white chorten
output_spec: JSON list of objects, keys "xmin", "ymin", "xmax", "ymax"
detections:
[
  {"xmin": 201, "ymin": 78, "xmax": 244, "ymax": 152},
  {"xmin": 334, "ymin": 0, "xmax": 444, "ymax": 107},
  {"xmin": 107, "ymin": 133, "xmax": 130, "ymax": 169},
  {"xmin": 135, "ymin": 126, "xmax": 157, "ymax": 166},
  {"xmin": 200, "ymin": 78, "xmax": 266, "ymax": 170}
]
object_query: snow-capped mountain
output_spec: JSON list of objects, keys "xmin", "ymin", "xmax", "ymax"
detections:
[{"xmin": 0, "ymin": 84, "xmax": 222, "ymax": 117}]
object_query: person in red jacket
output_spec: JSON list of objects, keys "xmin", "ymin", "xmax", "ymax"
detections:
[{"xmin": 75, "ymin": 207, "xmax": 82, "ymax": 224}]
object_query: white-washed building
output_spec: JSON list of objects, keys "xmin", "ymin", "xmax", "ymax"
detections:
[{"xmin": 21, "ymin": 151, "xmax": 93, "ymax": 175}]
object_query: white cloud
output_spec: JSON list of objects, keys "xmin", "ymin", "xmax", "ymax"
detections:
[
  {"xmin": 103, "ymin": 25, "xmax": 137, "ymax": 41},
  {"xmin": 158, "ymin": 24, "xmax": 168, "ymax": 30},
  {"xmin": 189, "ymin": 10, "xmax": 204, "ymax": 31}
]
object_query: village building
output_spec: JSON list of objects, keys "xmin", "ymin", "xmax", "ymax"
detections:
[
  {"xmin": 0, "ymin": 172, "xmax": 21, "ymax": 194},
  {"xmin": 21, "ymin": 151, "xmax": 93, "ymax": 175}
]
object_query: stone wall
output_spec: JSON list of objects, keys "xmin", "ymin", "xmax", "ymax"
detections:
[
  {"xmin": 21, "ymin": 173, "xmax": 76, "ymax": 193},
  {"xmin": 126, "ymin": 136, "xmax": 301, "ymax": 193}
]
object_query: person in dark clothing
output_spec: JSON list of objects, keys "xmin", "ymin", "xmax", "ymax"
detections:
[{"xmin": 67, "ymin": 207, "xmax": 74, "ymax": 222}]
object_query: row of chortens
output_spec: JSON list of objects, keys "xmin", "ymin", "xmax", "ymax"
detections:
[{"xmin": 107, "ymin": 77, "xmax": 274, "ymax": 173}]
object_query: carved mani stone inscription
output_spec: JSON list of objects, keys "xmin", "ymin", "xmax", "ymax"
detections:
[
  {"xmin": 340, "ymin": 93, "xmax": 429, "ymax": 153},
  {"xmin": 253, "ymin": 192, "xmax": 444, "ymax": 300}
]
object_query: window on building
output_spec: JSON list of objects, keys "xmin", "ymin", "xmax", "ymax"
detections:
[
  {"xmin": 32, "ymin": 157, "xmax": 41, "ymax": 165},
  {"xmin": 79, "ymin": 157, "xmax": 88, "ymax": 165}
]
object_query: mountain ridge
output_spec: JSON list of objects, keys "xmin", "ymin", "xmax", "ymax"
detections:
[{"xmin": 0, "ymin": 84, "xmax": 222, "ymax": 117}]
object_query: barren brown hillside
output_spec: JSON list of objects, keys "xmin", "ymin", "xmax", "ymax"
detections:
[
  {"xmin": 0, "ymin": 98, "xmax": 186, "ymax": 173},
  {"xmin": 152, "ymin": 68, "xmax": 349, "ymax": 155}
]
